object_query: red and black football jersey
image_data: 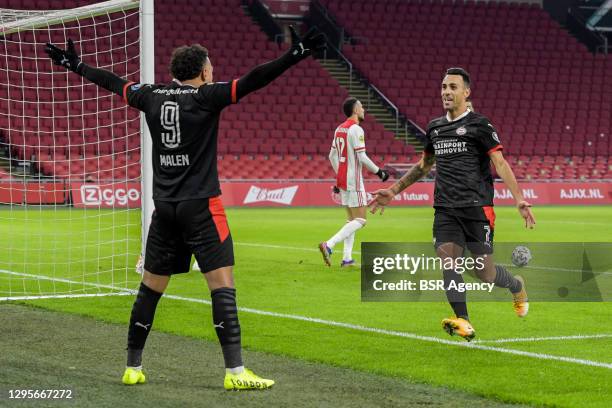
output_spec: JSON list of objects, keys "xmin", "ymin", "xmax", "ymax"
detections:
[
  {"xmin": 124, "ymin": 79, "xmax": 237, "ymax": 201},
  {"xmin": 424, "ymin": 111, "xmax": 503, "ymax": 208}
]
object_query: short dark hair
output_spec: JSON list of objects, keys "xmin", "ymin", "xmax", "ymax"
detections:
[
  {"xmin": 343, "ymin": 97, "xmax": 358, "ymax": 117},
  {"xmin": 445, "ymin": 67, "xmax": 471, "ymax": 88},
  {"xmin": 170, "ymin": 44, "xmax": 209, "ymax": 81}
]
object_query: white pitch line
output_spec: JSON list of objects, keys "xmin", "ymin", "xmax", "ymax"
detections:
[
  {"xmin": 497, "ymin": 263, "xmax": 612, "ymax": 275},
  {"xmin": 235, "ymin": 241, "xmax": 612, "ymax": 275},
  {"xmin": 1, "ymin": 269, "xmax": 611, "ymax": 370},
  {"xmin": 473, "ymin": 334, "xmax": 612, "ymax": 344},
  {"xmin": 0, "ymin": 292, "xmax": 133, "ymax": 301},
  {"xmin": 161, "ymin": 292, "xmax": 612, "ymax": 370},
  {"xmin": 291, "ymin": 214, "xmax": 610, "ymax": 228},
  {"xmin": 235, "ymin": 242, "xmax": 326, "ymax": 253},
  {"xmin": 388, "ymin": 216, "xmax": 612, "ymax": 227},
  {"xmin": 0, "ymin": 269, "xmax": 137, "ymax": 293}
]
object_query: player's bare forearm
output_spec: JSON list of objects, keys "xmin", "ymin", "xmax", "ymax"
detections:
[
  {"xmin": 491, "ymin": 151, "xmax": 536, "ymax": 228},
  {"xmin": 390, "ymin": 154, "xmax": 434, "ymax": 195},
  {"xmin": 491, "ymin": 152, "xmax": 523, "ymax": 203}
]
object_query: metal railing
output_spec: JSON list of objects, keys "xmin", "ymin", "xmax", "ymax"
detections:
[
  {"xmin": 273, "ymin": 29, "xmax": 352, "ymax": 92},
  {"xmin": 321, "ymin": 39, "xmax": 429, "ymax": 144},
  {"xmin": 309, "ymin": 0, "xmax": 427, "ymax": 144},
  {"xmin": 309, "ymin": 0, "xmax": 345, "ymax": 48},
  {"xmin": 368, "ymin": 83, "xmax": 398, "ymax": 135},
  {"xmin": 315, "ymin": 32, "xmax": 407, "ymax": 137},
  {"xmin": 321, "ymin": 40, "xmax": 353, "ymax": 92},
  {"xmin": 597, "ymin": 36, "xmax": 609, "ymax": 54},
  {"xmin": 245, "ymin": 0, "xmax": 283, "ymax": 43},
  {"xmin": 568, "ymin": 5, "xmax": 610, "ymax": 54}
]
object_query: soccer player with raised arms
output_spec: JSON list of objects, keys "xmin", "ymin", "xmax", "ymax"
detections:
[
  {"xmin": 319, "ymin": 98, "xmax": 389, "ymax": 267},
  {"xmin": 44, "ymin": 27, "xmax": 325, "ymax": 389},
  {"xmin": 369, "ymin": 68, "xmax": 534, "ymax": 341}
]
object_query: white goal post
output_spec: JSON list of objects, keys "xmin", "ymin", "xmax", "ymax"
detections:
[{"xmin": 0, "ymin": 0, "xmax": 153, "ymax": 300}]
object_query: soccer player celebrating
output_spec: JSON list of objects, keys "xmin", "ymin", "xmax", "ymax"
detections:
[
  {"xmin": 369, "ymin": 68, "xmax": 534, "ymax": 341},
  {"xmin": 319, "ymin": 98, "xmax": 389, "ymax": 267},
  {"xmin": 45, "ymin": 27, "xmax": 325, "ymax": 389}
]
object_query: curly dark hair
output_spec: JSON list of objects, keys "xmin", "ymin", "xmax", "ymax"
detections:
[{"xmin": 170, "ymin": 44, "xmax": 209, "ymax": 81}]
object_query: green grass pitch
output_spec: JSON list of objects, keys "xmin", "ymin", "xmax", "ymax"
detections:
[{"xmin": 1, "ymin": 206, "xmax": 611, "ymax": 407}]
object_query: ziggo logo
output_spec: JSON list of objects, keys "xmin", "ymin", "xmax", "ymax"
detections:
[{"xmin": 80, "ymin": 185, "xmax": 140, "ymax": 206}]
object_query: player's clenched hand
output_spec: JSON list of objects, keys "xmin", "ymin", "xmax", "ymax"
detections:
[
  {"xmin": 376, "ymin": 169, "xmax": 390, "ymax": 182},
  {"xmin": 288, "ymin": 25, "xmax": 326, "ymax": 62},
  {"xmin": 45, "ymin": 39, "xmax": 82, "ymax": 72},
  {"xmin": 517, "ymin": 200, "xmax": 536, "ymax": 229},
  {"xmin": 368, "ymin": 189, "xmax": 394, "ymax": 215}
]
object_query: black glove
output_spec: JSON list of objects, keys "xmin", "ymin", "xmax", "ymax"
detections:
[
  {"xmin": 376, "ymin": 169, "xmax": 390, "ymax": 182},
  {"xmin": 332, "ymin": 186, "xmax": 340, "ymax": 194},
  {"xmin": 44, "ymin": 39, "xmax": 82, "ymax": 73},
  {"xmin": 288, "ymin": 25, "xmax": 326, "ymax": 63}
]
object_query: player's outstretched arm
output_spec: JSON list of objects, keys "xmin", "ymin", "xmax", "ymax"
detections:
[
  {"xmin": 368, "ymin": 153, "xmax": 434, "ymax": 214},
  {"xmin": 44, "ymin": 39, "xmax": 128, "ymax": 97},
  {"xmin": 235, "ymin": 26, "xmax": 325, "ymax": 100},
  {"xmin": 490, "ymin": 151, "xmax": 536, "ymax": 229}
]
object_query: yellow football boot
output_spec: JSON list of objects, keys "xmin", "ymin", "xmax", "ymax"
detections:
[
  {"xmin": 512, "ymin": 275, "xmax": 529, "ymax": 317},
  {"xmin": 224, "ymin": 368, "xmax": 274, "ymax": 391},
  {"xmin": 122, "ymin": 367, "xmax": 146, "ymax": 385},
  {"xmin": 442, "ymin": 317, "xmax": 476, "ymax": 342}
]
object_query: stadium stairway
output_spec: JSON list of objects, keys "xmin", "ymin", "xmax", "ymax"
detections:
[
  {"xmin": 319, "ymin": 0, "xmax": 612, "ymax": 160},
  {"xmin": 1, "ymin": 0, "xmax": 609, "ymax": 181},
  {"xmin": 318, "ymin": 58, "xmax": 423, "ymax": 153},
  {"xmin": 154, "ymin": 0, "xmax": 415, "ymax": 177},
  {"xmin": 0, "ymin": 0, "xmax": 417, "ymax": 181}
]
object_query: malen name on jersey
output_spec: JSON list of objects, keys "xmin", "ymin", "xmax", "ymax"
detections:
[
  {"xmin": 160, "ymin": 154, "xmax": 190, "ymax": 167},
  {"xmin": 433, "ymin": 140, "xmax": 468, "ymax": 155}
]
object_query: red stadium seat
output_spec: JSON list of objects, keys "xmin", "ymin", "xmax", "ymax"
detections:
[
  {"xmin": 5, "ymin": 0, "xmax": 606, "ymax": 181},
  {"xmin": 318, "ymin": 0, "xmax": 610, "ymax": 166}
]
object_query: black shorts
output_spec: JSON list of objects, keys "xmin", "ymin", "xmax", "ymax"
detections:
[
  {"xmin": 433, "ymin": 206, "xmax": 496, "ymax": 255},
  {"xmin": 144, "ymin": 196, "xmax": 234, "ymax": 275}
]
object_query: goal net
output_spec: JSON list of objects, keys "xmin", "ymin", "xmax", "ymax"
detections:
[{"xmin": 0, "ymin": 0, "xmax": 147, "ymax": 300}]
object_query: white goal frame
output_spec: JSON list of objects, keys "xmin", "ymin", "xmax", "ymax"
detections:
[{"xmin": 0, "ymin": 0, "xmax": 153, "ymax": 300}]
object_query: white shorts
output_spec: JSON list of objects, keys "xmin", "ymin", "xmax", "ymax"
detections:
[{"xmin": 341, "ymin": 190, "xmax": 369, "ymax": 208}]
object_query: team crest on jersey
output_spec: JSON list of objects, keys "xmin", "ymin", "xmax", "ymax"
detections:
[
  {"xmin": 130, "ymin": 83, "xmax": 143, "ymax": 91},
  {"xmin": 359, "ymin": 134, "xmax": 364, "ymax": 142},
  {"xmin": 491, "ymin": 132, "xmax": 500, "ymax": 143},
  {"xmin": 456, "ymin": 126, "xmax": 467, "ymax": 135}
]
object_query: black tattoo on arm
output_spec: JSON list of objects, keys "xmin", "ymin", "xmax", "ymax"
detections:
[{"xmin": 391, "ymin": 154, "xmax": 435, "ymax": 194}]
